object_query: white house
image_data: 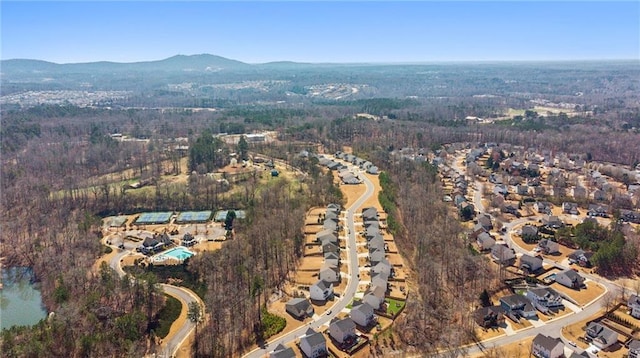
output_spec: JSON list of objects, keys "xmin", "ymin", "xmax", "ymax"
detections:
[
  {"xmin": 329, "ymin": 317, "xmax": 356, "ymax": 344},
  {"xmin": 299, "ymin": 328, "xmax": 327, "ymax": 358},
  {"xmin": 555, "ymin": 269, "xmax": 585, "ymax": 289},
  {"xmin": 270, "ymin": 343, "xmax": 295, "ymax": 358},
  {"xmin": 350, "ymin": 301, "xmax": 376, "ymax": 328},
  {"xmin": 309, "ymin": 280, "xmax": 333, "ymax": 302},
  {"xmin": 628, "ymin": 340, "xmax": 640, "ymax": 358},
  {"xmin": 628, "ymin": 294, "xmax": 640, "ymax": 319},
  {"xmin": 531, "ymin": 333, "xmax": 564, "ymax": 358},
  {"xmin": 526, "ymin": 287, "xmax": 564, "ymax": 313}
]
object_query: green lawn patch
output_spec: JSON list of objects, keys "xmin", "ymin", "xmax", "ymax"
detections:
[
  {"xmin": 385, "ymin": 298, "xmax": 405, "ymax": 317},
  {"xmin": 152, "ymin": 294, "xmax": 182, "ymax": 338},
  {"xmin": 260, "ymin": 309, "xmax": 286, "ymax": 339}
]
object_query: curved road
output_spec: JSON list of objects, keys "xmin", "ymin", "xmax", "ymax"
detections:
[
  {"xmin": 451, "ymin": 153, "xmax": 621, "ymax": 357},
  {"xmin": 107, "ymin": 242, "xmax": 203, "ymax": 358},
  {"xmin": 244, "ymin": 164, "xmax": 375, "ymax": 358}
]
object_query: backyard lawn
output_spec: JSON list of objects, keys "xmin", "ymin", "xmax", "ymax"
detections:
[{"xmin": 385, "ymin": 298, "xmax": 405, "ymax": 316}]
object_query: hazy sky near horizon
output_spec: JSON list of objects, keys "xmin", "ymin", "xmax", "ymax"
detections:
[{"xmin": 2, "ymin": 1, "xmax": 639, "ymax": 63}]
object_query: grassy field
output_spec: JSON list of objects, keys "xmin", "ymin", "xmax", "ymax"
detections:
[{"xmin": 385, "ymin": 298, "xmax": 405, "ymax": 316}]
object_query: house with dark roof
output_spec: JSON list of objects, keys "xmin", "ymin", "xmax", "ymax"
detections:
[
  {"xmin": 329, "ymin": 317, "xmax": 357, "ymax": 345},
  {"xmin": 585, "ymin": 322, "xmax": 618, "ymax": 349},
  {"xmin": 538, "ymin": 239, "xmax": 560, "ymax": 255},
  {"xmin": 568, "ymin": 250, "xmax": 594, "ymax": 268},
  {"xmin": 519, "ymin": 254, "xmax": 543, "ymax": 274},
  {"xmin": 531, "ymin": 333, "xmax": 564, "ymax": 358},
  {"xmin": 469, "ymin": 223, "xmax": 487, "ymax": 240},
  {"xmin": 270, "ymin": 343, "xmax": 295, "ymax": 358},
  {"xmin": 526, "ymin": 287, "xmax": 564, "ymax": 313},
  {"xmin": 542, "ymin": 215, "xmax": 563, "ymax": 229},
  {"xmin": 472, "ymin": 306, "xmax": 505, "ymax": 328},
  {"xmin": 322, "ymin": 242, "xmax": 340, "ymax": 255},
  {"xmin": 562, "ymin": 202, "xmax": 579, "ymax": 215},
  {"xmin": 499, "ymin": 294, "xmax": 537, "ymax": 320},
  {"xmin": 309, "ymin": 280, "xmax": 333, "ymax": 302},
  {"xmin": 588, "ymin": 204, "xmax": 609, "ymax": 217},
  {"xmin": 285, "ymin": 298, "xmax": 314, "ymax": 320},
  {"xmin": 628, "ymin": 294, "xmax": 640, "ymax": 319},
  {"xmin": 350, "ymin": 301, "xmax": 376, "ymax": 328},
  {"xmin": 491, "ymin": 243, "xmax": 516, "ymax": 266},
  {"xmin": 534, "ymin": 201, "xmax": 552, "ymax": 214},
  {"xmin": 521, "ymin": 225, "xmax": 538, "ymax": 238},
  {"xmin": 478, "ymin": 214, "xmax": 493, "ymax": 231},
  {"xmin": 555, "ymin": 269, "xmax": 585, "ymax": 289},
  {"xmin": 629, "ymin": 339, "xmax": 640, "ymax": 358},
  {"xmin": 299, "ymin": 328, "xmax": 327, "ymax": 358},
  {"xmin": 182, "ymin": 233, "xmax": 197, "ymax": 247}
]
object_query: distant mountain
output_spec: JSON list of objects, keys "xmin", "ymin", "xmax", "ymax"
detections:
[{"xmin": 1, "ymin": 54, "xmax": 251, "ymax": 75}]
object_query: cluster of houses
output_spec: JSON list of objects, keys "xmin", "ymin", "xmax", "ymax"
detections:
[
  {"xmin": 309, "ymin": 204, "xmax": 342, "ymax": 302},
  {"xmin": 332, "ymin": 152, "xmax": 379, "ymax": 175},
  {"xmin": 361, "ymin": 207, "xmax": 393, "ymax": 313}
]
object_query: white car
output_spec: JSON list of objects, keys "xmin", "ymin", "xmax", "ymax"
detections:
[{"xmin": 568, "ymin": 341, "xmax": 576, "ymax": 347}]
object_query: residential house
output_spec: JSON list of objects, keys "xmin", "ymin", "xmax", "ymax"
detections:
[
  {"xmin": 526, "ymin": 287, "xmax": 564, "ymax": 313},
  {"xmin": 534, "ymin": 201, "xmax": 552, "ymax": 215},
  {"xmin": 316, "ymin": 230, "xmax": 338, "ymax": 244},
  {"xmin": 628, "ymin": 294, "xmax": 640, "ymax": 319},
  {"xmin": 532, "ymin": 186, "xmax": 546, "ymax": 197},
  {"xmin": 593, "ymin": 189, "xmax": 607, "ymax": 201},
  {"xmin": 585, "ymin": 322, "xmax": 618, "ymax": 349},
  {"xmin": 531, "ymin": 333, "xmax": 564, "ymax": 358},
  {"xmin": 370, "ymin": 272, "xmax": 388, "ymax": 292},
  {"xmin": 473, "ymin": 306, "xmax": 505, "ymax": 328},
  {"xmin": 621, "ymin": 209, "xmax": 640, "ymax": 224},
  {"xmin": 371, "ymin": 259, "xmax": 392, "ymax": 280},
  {"xmin": 491, "ymin": 243, "xmax": 516, "ymax": 266},
  {"xmin": 521, "ymin": 225, "xmax": 538, "ymax": 239},
  {"xmin": 309, "ymin": 280, "xmax": 333, "ymax": 302},
  {"xmin": 363, "ymin": 285, "xmax": 386, "ymax": 310},
  {"xmin": 572, "ymin": 186, "xmax": 587, "ymax": 199},
  {"xmin": 478, "ymin": 214, "xmax": 493, "ymax": 231},
  {"xmin": 517, "ymin": 184, "xmax": 529, "ymax": 196},
  {"xmin": 499, "ymin": 294, "xmax": 537, "ymax": 320},
  {"xmin": 324, "ymin": 252, "xmax": 340, "ymax": 268},
  {"xmin": 350, "ymin": 301, "xmax": 376, "ymax": 328},
  {"xmin": 477, "ymin": 232, "xmax": 496, "ymax": 251},
  {"xmin": 329, "ymin": 317, "xmax": 357, "ymax": 345},
  {"xmin": 555, "ymin": 269, "xmax": 585, "ymax": 289},
  {"xmin": 299, "ymin": 328, "xmax": 327, "ymax": 358},
  {"xmin": 369, "ymin": 249, "xmax": 386, "ymax": 266},
  {"xmin": 519, "ymin": 254, "xmax": 543, "ymax": 274},
  {"xmin": 542, "ymin": 215, "xmax": 563, "ymax": 229},
  {"xmin": 319, "ymin": 264, "xmax": 340, "ymax": 283},
  {"xmin": 494, "ymin": 184, "xmax": 509, "ymax": 196},
  {"xmin": 568, "ymin": 250, "xmax": 594, "ymax": 267},
  {"xmin": 270, "ymin": 344, "xmax": 295, "ymax": 358},
  {"xmin": 502, "ymin": 201, "xmax": 520, "ymax": 216},
  {"xmin": 562, "ymin": 202, "xmax": 579, "ymax": 215},
  {"xmin": 538, "ymin": 239, "xmax": 560, "ymax": 255},
  {"xmin": 629, "ymin": 340, "xmax": 640, "ymax": 358},
  {"xmin": 285, "ymin": 298, "xmax": 314, "ymax": 320},
  {"xmin": 470, "ymin": 223, "xmax": 487, "ymax": 240},
  {"xmin": 588, "ymin": 204, "xmax": 609, "ymax": 218},
  {"xmin": 366, "ymin": 166, "xmax": 379, "ymax": 175},
  {"xmin": 322, "ymin": 242, "xmax": 340, "ymax": 255}
]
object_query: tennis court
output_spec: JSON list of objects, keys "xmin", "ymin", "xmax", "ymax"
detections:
[
  {"xmin": 135, "ymin": 212, "xmax": 173, "ymax": 225},
  {"xmin": 175, "ymin": 211, "xmax": 212, "ymax": 224},
  {"xmin": 214, "ymin": 210, "xmax": 247, "ymax": 222}
]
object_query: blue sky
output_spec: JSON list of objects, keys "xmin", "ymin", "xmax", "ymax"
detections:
[{"xmin": 1, "ymin": 1, "xmax": 639, "ymax": 63}]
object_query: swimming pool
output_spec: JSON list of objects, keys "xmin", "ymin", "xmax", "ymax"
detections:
[{"xmin": 163, "ymin": 247, "xmax": 195, "ymax": 261}]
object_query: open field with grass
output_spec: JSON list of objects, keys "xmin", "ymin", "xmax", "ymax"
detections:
[{"xmin": 551, "ymin": 280, "xmax": 605, "ymax": 306}]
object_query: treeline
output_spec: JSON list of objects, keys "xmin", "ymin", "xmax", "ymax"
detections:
[{"xmin": 377, "ymin": 158, "xmax": 496, "ymax": 354}]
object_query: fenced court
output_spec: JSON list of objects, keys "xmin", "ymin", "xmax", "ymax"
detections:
[
  {"xmin": 175, "ymin": 211, "xmax": 212, "ymax": 224},
  {"xmin": 135, "ymin": 212, "xmax": 173, "ymax": 225}
]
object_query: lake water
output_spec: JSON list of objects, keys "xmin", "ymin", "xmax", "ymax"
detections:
[{"xmin": 0, "ymin": 267, "xmax": 48, "ymax": 330}]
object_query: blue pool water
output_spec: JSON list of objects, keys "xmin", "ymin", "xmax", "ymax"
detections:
[{"xmin": 163, "ymin": 247, "xmax": 195, "ymax": 261}]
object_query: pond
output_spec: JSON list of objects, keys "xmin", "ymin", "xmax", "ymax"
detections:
[{"xmin": 0, "ymin": 267, "xmax": 48, "ymax": 330}]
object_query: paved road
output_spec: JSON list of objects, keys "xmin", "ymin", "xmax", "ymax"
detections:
[
  {"xmin": 107, "ymin": 243, "xmax": 202, "ymax": 358},
  {"xmin": 243, "ymin": 165, "xmax": 375, "ymax": 358},
  {"xmin": 449, "ymin": 152, "xmax": 620, "ymax": 358}
]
